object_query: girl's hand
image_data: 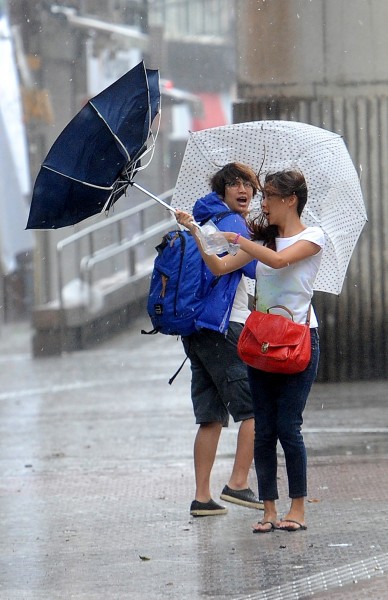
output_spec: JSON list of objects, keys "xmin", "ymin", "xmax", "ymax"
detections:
[{"xmin": 222, "ymin": 231, "xmax": 239, "ymax": 243}]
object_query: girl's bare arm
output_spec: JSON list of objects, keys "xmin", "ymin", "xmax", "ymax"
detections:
[{"xmin": 175, "ymin": 210, "xmax": 321, "ymax": 275}]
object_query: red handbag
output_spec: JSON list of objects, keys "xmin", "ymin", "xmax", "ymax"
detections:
[{"xmin": 237, "ymin": 305, "xmax": 312, "ymax": 374}]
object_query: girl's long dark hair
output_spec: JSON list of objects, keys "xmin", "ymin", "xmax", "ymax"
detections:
[{"xmin": 249, "ymin": 170, "xmax": 308, "ymax": 250}]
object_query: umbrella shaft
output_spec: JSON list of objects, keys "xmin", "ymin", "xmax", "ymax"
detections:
[{"xmin": 132, "ymin": 182, "xmax": 176, "ymax": 213}]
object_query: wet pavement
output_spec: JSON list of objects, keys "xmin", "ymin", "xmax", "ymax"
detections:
[{"xmin": 1, "ymin": 317, "xmax": 388, "ymax": 599}]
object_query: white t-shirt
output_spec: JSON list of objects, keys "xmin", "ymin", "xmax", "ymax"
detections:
[
  {"xmin": 230, "ymin": 275, "xmax": 252, "ymax": 324},
  {"xmin": 255, "ymin": 227, "xmax": 325, "ymax": 328}
]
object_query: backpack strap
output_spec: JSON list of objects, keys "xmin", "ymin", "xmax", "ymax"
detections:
[
  {"xmin": 140, "ymin": 327, "xmax": 159, "ymax": 335},
  {"xmin": 168, "ymin": 355, "xmax": 188, "ymax": 385},
  {"xmin": 213, "ymin": 210, "xmax": 233, "ymax": 224},
  {"xmin": 199, "ymin": 210, "xmax": 232, "ymax": 227},
  {"xmin": 168, "ymin": 336, "xmax": 193, "ymax": 385}
]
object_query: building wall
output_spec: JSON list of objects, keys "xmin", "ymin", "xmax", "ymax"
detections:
[
  {"xmin": 234, "ymin": 0, "xmax": 388, "ymax": 381},
  {"xmin": 236, "ymin": 0, "xmax": 388, "ymax": 97}
]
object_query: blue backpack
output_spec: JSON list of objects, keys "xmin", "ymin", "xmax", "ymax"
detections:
[{"xmin": 142, "ymin": 212, "xmax": 230, "ymax": 337}]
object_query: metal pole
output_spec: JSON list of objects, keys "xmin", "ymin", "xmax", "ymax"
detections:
[{"xmin": 131, "ymin": 182, "xmax": 176, "ymax": 213}]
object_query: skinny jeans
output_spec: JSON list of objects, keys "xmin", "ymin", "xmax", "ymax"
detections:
[{"xmin": 247, "ymin": 328, "xmax": 320, "ymax": 500}]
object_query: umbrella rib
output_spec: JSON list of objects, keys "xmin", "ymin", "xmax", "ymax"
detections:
[
  {"xmin": 127, "ymin": 69, "xmax": 161, "ymax": 176},
  {"xmin": 89, "ymin": 101, "xmax": 131, "ymax": 162},
  {"xmin": 42, "ymin": 165, "xmax": 113, "ymax": 190},
  {"xmin": 189, "ymin": 131, "xmax": 226, "ymax": 169},
  {"xmin": 142, "ymin": 62, "xmax": 161, "ymax": 157},
  {"xmin": 133, "ymin": 132, "xmax": 157, "ymax": 173}
]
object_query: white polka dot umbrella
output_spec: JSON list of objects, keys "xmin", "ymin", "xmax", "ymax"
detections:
[{"xmin": 171, "ymin": 120, "xmax": 367, "ymax": 295}]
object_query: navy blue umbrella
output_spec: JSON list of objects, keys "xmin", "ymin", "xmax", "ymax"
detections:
[{"xmin": 27, "ymin": 61, "xmax": 160, "ymax": 229}]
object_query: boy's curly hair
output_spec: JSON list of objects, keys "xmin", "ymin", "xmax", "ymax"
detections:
[{"xmin": 210, "ymin": 162, "xmax": 259, "ymax": 197}]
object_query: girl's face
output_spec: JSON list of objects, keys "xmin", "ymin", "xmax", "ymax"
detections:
[{"xmin": 261, "ymin": 185, "xmax": 288, "ymax": 225}]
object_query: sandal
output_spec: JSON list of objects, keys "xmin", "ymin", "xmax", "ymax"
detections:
[
  {"xmin": 277, "ymin": 519, "xmax": 307, "ymax": 532},
  {"xmin": 252, "ymin": 520, "xmax": 276, "ymax": 534}
]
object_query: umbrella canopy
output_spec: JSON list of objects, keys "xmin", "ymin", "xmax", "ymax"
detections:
[
  {"xmin": 171, "ymin": 120, "xmax": 367, "ymax": 295},
  {"xmin": 27, "ymin": 61, "xmax": 160, "ymax": 229}
]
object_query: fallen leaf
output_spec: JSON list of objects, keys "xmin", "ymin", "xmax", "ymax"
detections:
[{"xmin": 139, "ymin": 555, "xmax": 151, "ymax": 561}]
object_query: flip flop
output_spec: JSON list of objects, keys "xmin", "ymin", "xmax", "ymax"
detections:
[
  {"xmin": 252, "ymin": 521, "xmax": 276, "ymax": 534},
  {"xmin": 277, "ymin": 519, "xmax": 307, "ymax": 532}
]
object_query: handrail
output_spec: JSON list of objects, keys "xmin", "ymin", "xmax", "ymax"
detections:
[
  {"xmin": 56, "ymin": 188, "xmax": 175, "ymax": 316},
  {"xmin": 57, "ymin": 188, "xmax": 174, "ymax": 251},
  {"xmin": 81, "ymin": 217, "xmax": 175, "ymax": 278}
]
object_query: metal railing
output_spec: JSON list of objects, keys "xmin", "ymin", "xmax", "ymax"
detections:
[{"xmin": 56, "ymin": 189, "xmax": 176, "ymax": 315}]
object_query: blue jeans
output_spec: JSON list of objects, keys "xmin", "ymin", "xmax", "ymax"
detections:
[{"xmin": 247, "ymin": 329, "xmax": 320, "ymax": 501}]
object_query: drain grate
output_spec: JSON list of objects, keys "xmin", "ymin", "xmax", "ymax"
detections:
[{"xmin": 233, "ymin": 553, "xmax": 388, "ymax": 600}]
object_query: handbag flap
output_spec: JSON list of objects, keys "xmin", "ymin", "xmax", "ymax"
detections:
[{"xmin": 244, "ymin": 311, "xmax": 308, "ymax": 348}]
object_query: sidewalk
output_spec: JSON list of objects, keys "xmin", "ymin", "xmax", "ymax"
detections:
[{"xmin": 1, "ymin": 317, "xmax": 388, "ymax": 599}]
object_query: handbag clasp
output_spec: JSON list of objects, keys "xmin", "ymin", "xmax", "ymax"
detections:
[{"xmin": 261, "ymin": 342, "xmax": 269, "ymax": 353}]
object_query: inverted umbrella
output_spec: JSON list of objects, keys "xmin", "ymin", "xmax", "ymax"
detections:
[
  {"xmin": 171, "ymin": 120, "xmax": 367, "ymax": 295},
  {"xmin": 27, "ymin": 61, "xmax": 161, "ymax": 229}
]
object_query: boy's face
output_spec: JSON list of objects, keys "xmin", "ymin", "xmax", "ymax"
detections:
[{"xmin": 223, "ymin": 178, "xmax": 254, "ymax": 217}]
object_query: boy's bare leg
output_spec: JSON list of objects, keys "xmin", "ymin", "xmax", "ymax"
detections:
[
  {"xmin": 193, "ymin": 422, "xmax": 223, "ymax": 502},
  {"xmin": 228, "ymin": 417, "xmax": 254, "ymax": 489}
]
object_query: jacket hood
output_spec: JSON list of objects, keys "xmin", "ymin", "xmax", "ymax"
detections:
[{"xmin": 193, "ymin": 192, "xmax": 229, "ymax": 223}]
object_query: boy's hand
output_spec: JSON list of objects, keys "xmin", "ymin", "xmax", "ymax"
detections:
[{"xmin": 175, "ymin": 210, "xmax": 196, "ymax": 230}]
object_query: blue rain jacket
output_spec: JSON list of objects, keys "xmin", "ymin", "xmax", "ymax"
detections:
[{"xmin": 193, "ymin": 192, "xmax": 256, "ymax": 334}]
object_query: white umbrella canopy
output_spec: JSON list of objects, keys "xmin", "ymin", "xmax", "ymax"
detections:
[{"xmin": 171, "ymin": 120, "xmax": 367, "ymax": 295}]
